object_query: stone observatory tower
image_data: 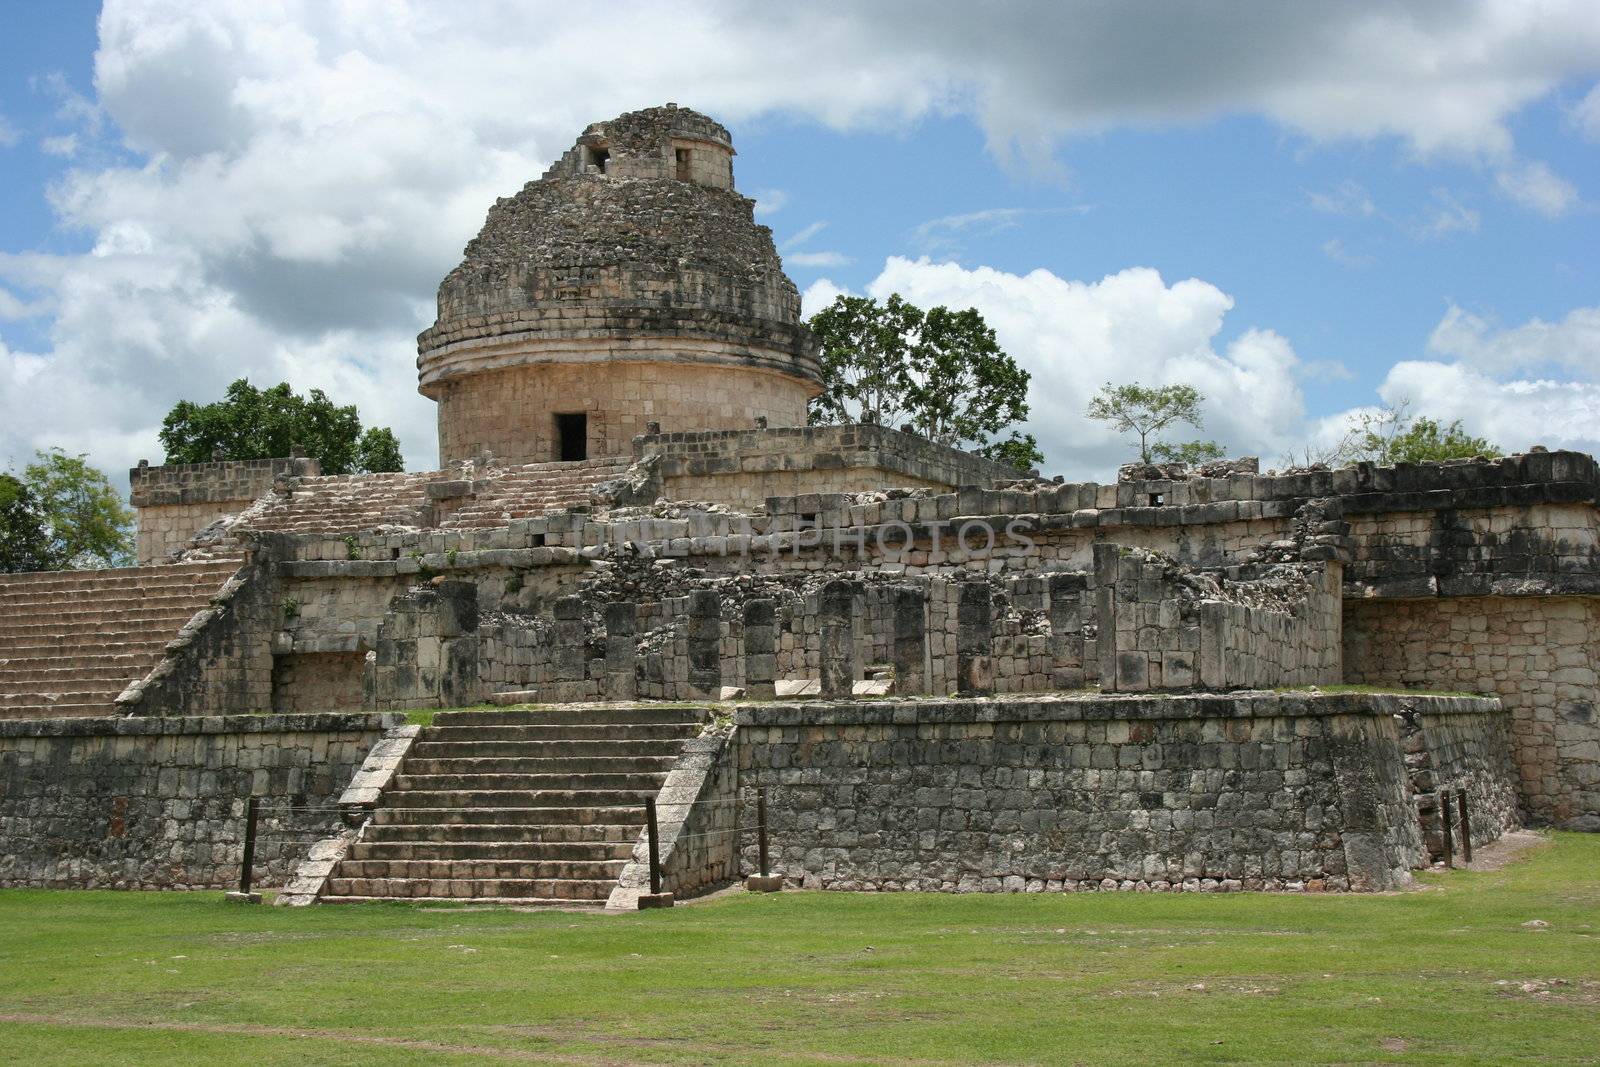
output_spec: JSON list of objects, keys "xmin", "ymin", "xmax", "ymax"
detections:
[{"xmin": 417, "ymin": 104, "xmax": 824, "ymax": 467}]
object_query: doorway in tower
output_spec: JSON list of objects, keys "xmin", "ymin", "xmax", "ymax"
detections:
[{"xmin": 555, "ymin": 412, "xmax": 588, "ymax": 461}]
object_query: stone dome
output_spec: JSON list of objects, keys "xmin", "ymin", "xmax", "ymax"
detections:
[{"xmin": 417, "ymin": 104, "xmax": 822, "ymax": 467}]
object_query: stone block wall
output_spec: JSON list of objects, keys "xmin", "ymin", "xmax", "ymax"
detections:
[
  {"xmin": 1094, "ymin": 546, "xmax": 1341, "ymax": 693},
  {"xmin": 130, "ymin": 456, "xmax": 319, "ymax": 564},
  {"xmin": 1345, "ymin": 595, "xmax": 1599, "ymax": 829},
  {"xmin": 638, "ymin": 423, "xmax": 1023, "ymax": 508},
  {"xmin": 432, "ymin": 359, "xmax": 813, "ymax": 468},
  {"xmin": 1393, "ymin": 701, "xmax": 1522, "ymax": 858},
  {"xmin": 733, "ymin": 693, "xmax": 1498, "ymax": 893},
  {"xmin": 608, "ymin": 727, "xmax": 740, "ymax": 909},
  {"xmin": 0, "ymin": 712, "xmax": 396, "ymax": 889}
]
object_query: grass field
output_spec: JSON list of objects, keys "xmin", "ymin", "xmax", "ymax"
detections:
[{"xmin": 1, "ymin": 834, "xmax": 1596, "ymax": 1065}]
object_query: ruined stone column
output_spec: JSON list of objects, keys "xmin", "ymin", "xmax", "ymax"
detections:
[
  {"xmin": 604, "ymin": 602, "xmax": 638, "ymax": 700},
  {"xmin": 891, "ymin": 584, "xmax": 926, "ymax": 695},
  {"xmin": 687, "ymin": 589, "xmax": 722, "ymax": 699},
  {"xmin": 743, "ymin": 599, "xmax": 777, "ymax": 700},
  {"xmin": 955, "ymin": 581, "xmax": 993, "ymax": 697},
  {"xmin": 1048, "ymin": 572, "xmax": 1088, "ymax": 690},
  {"xmin": 819, "ymin": 580, "xmax": 857, "ymax": 699},
  {"xmin": 552, "ymin": 595, "xmax": 587, "ymax": 684},
  {"xmin": 1092, "ymin": 543, "xmax": 1122, "ymax": 692}
]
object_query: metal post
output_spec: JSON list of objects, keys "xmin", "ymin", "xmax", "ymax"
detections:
[
  {"xmin": 239, "ymin": 796, "xmax": 259, "ymax": 893},
  {"xmin": 1456, "ymin": 790, "xmax": 1473, "ymax": 864},
  {"xmin": 758, "ymin": 787, "xmax": 770, "ymax": 878},
  {"xmin": 1439, "ymin": 791, "xmax": 1454, "ymax": 868},
  {"xmin": 645, "ymin": 797, "xmax": 662, "ymax": 896}
]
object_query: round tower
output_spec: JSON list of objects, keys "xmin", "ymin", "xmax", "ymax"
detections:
[{"xmin": 418, "ymin": 104, "xmax": 823, "ymax": 466}]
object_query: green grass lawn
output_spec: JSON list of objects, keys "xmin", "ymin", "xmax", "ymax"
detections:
[{"xmin": 1, "ymin": 835, "xmax": 1596, "ymax": 1066}]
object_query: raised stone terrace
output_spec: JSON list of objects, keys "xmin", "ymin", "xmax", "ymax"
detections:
[{"xmin": 0, "ymin": 560, "xmax": 241, "ymax": 719}]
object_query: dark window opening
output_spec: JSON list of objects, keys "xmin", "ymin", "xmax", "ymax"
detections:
[
  {"xmin": 675, "ymin": 147, "xmax": 691, "ymax": 181},
  {"xmin": 1149, "ymin": 493, "xmax": 1165, "ymax": 507},
  {"xmin": 592, "ymin": 147, "xmax": 609, "ymax": 173},
  {"xmin": 555, "ymin": 412, "xmax": 588, "ymax": 461}
]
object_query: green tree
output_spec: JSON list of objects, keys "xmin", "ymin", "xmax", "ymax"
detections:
[
  {"xmin": 808, "ymin": 294, "xmax": 1040, "ymax": 470},
  {"xmin": 355, "ymin": 427, "xmax": 405, "ymax": 474},
  {"xmin": 1288, "ymin": 401, "xmax": 1501, "ymax": 467},
  {"xmin": 0, "ymin": 473, "xmax": 58, "ymax": 573},
  {"xmin": 21, "ymin": 449, "xmax": 135, "ymax": 569},
  {"xmin": 978, "ymin": 432, "xmax": 1046, "ymax": 472},
  {"xmin": 1150, "ymin": 439, "xmax": 1226, "ymax": 465},
  {"xmin": 159, "ymin": 379, "xmax": 405, "ymax": 474},
  {"xmin": 807, "ymin": 294, "xmax": 920, "ymax": 428},
  {"xmin": 1086, "ymin": 382, "xmax": 1220, "ymax": 464}
]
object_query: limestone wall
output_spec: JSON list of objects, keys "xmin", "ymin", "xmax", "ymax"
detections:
[
  {"xmin": 1345, "ymin": 595, "xmax": 1599, "ymax": 829},
  {"xmin": 0, "ymin": 712, "xmax": 396, "ymax": 889},
  {"xmin": 733, "ymin": 693, "xmax": 1502, "ymax": 893},
  {"xmin": 1393, "ymin": 700, "xmax": 1522, "ymax": 858},
  {"xmin": 434, "ymin": 358, "xmax": 813, "ymax": 467},
  {"xmin": 640, "ymin": 424, "xmax": 1023, "ymax": 508},
  {"xmin": 130, "ymin": 456, "xmax": 319, "ymax": 564},
  {"xmin": 1094, "ymin": 546, "xmax": 1341, "ymax": 692}
]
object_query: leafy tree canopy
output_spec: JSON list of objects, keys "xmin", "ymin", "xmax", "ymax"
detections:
[
  {"xmin": 159, "ymin": 379, "xmax": 405, "ymax": 474},
  {"xmin": 15, "ymin": 449, "xmax": 135, "ymax": 570},
  {"xmin": 1286, "ymin": 400, "xmax": 1502, "ymax": 468},
  {"xmin": 0, "ymin": 473, "xmax": 57, "ymax": 573},
  {"xmin": 1086, "ymin": 382, "xmax": 1221, "ymax": 465},
  {"xmin": 807, "ymin": 294, "xmax": 1043, "ymax": 470}
]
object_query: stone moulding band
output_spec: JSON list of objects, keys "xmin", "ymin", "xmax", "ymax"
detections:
[{"xmin": 732, "ymin": 691, "xmax": 1503, "ymax": 728}]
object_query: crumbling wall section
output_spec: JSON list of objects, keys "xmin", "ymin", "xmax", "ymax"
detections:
[{"xmin": 1094, "ymin": 545, "xmax": 1341, "ymax": 692}]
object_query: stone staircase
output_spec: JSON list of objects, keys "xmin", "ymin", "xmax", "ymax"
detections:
[
  {"xmin": 231, "ymin": 457, "xmax": 634, "ymax": 536},
  {"xmin": 0, "ymin": 560, "xmax": 242, "ymax": 719},
  {"xmin": 441, "ymin": 457, "xmax": 634, "ymax": 529},
  {"xmin": 320, "ymin": 705, "xmax": 706, "ymax": 904}
]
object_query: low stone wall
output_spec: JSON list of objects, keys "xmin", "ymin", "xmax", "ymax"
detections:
[
  {"xmin": 734, "ymin": 692, "xmax": 1506, "ymax": 893},
  {"xmin": 1393, "ymin": 699, "xmax": 1522, "ymax": 859},
  {"xmin": 0, "ymin": 712, "xmax": 397, "ymax": 890},
  {"xmin": 1345, "ymin": 595, "xmax": 1599, "ymax": 829},
  {"xmin": 637, "ymin": 423, "xmax": 1023, "ymax": 507},
  {"xmin": 608, "ymin": 726, "xmax": 739, "ymax": 909}
]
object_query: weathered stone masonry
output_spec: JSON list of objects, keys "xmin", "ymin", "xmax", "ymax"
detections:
[
  {"xmin": 0, "ymin": 713, "xmax": 397, "ymax": 889},
  {"xmin": 734, "ymin": 693, "xmax": 1508, "ymax": 893}
]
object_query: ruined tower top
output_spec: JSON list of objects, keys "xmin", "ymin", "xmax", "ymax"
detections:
[
  {"xmin": 539, "ymin": 104, "xmax": 736, "ymax": 187},
  {"xmin": 416, "ymin": 104, "xmax": 822, "ymax": 468}
]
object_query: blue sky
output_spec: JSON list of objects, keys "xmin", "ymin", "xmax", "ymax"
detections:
[{"xmin": 2, "ymin": 1, "xmax": 1598, "ymax": 480}]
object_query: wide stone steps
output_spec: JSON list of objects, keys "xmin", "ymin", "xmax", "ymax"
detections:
[
  {"xmin": 402, "ymin": 755, "xmax": 676, "ymax": 775},
  {"xmin": 318, "ymin": 705, "xmax": 704, "ymax": 905},
  {"xmin": 0, "ymin": 560, "xmax": 239, "ymax": 720},
  {"xmin": 350, "ymin": 839, "xmax": 635, "ymax": 861},
  {"xmin": 364, "ymin": 821, "xmax": 641, "ymax": 843},
  {"xmin": 0, "ymin": 608, "xmax": 204, "ymax": 634},
  {"xmin": 336, "ymin": 858, "xmax": 628, "ymax": 881},
  {"xmin": 407, "ymin": 739, "xmax": 686, "ymax": 760},
  {"xmin": 425, "ymin": 723, "xmax": 700, "ymax": 743},
  {"xmin": 377, "ymin": 788, "xmax": 661, "ymax": 809},
  {"xmin": 390, "ymin": 771, "xmax": 666, "ymax": 792},
  {"xmin": 0, "ymin": 561, "xmax": 237, "ymax": 593},
  {"xmin": 0, "ymin": 701, "xmax": 117, "ymax": 720},
  {"xmin": 441, "ymin": 707, "xmax": 704, "ymax": 726},
  {"xmin": 0, "ymin": 664, "xmax": 160, "ymax": 685},
  {"xmin": 369, "ymin": 804, "xmax": 644, "ymax": 827},
  {"xmin": 1, "ymin": 686, "xmax": 124, "ymax": 707},
  {"xmin": 324, "ymin": 876, "xmax": 613, "ymax": 900}
]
